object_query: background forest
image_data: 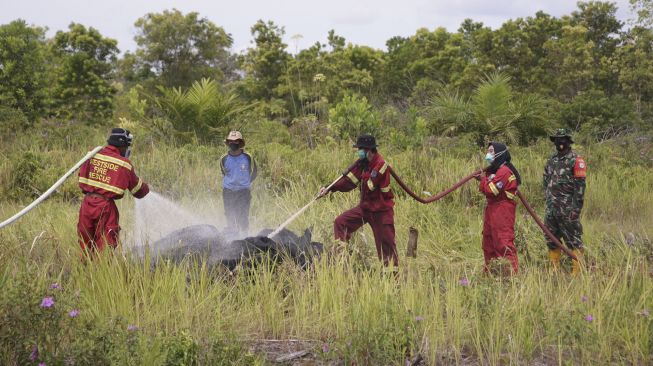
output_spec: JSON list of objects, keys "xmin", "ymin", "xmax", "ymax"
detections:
[{"xmin": 1, "ymin": 1, "xmax": 652, "ymax": 150}]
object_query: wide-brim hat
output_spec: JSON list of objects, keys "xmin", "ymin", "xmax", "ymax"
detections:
[
  {"xmin": 549, "ymin": 128, "xmax": 574, "ymax": 144},
  {"xmin": 224, "ymin": 130, "xmax": 245, "ymax": 146},
  {"xmin": 353, "ymin": 134, "xmax": 378, "ymax": 149}
]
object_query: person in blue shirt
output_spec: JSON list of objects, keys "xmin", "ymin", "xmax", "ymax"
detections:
[{"xmin": 220, "ymin": 131, "xmax": 257, "ymax": 235}]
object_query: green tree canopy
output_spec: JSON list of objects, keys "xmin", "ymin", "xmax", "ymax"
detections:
[
  {"xmin": 0, "ymin": 19, "xmax": 49, "ymax": 122},
  {"xmin": 50, "ymin": 23, "xmax": 119, "ymax": 122},
  {"xmin": 239, "ymin": 20, "xmax": 290, "ymax": 102},
  {"xmin": 630, "ymin": 0, "xmax": 653, "ymax": 27},
  {"xmin": 134, "ymin": 9, "xmax": 234, "ymax": 88}
]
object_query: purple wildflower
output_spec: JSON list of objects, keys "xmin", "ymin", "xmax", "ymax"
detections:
[
  {"xmin": 68, "ymin": 309, "xmax": 80, "ymax": 318},
  {"xmin": 127, "ymin": 325, "xmax": 139, "ymax": 332},
  {"xmin": 638, "ymin": 309, "xmax": 649, "ymax": 318},
  {"xmin": 38, "ymin": 363, "xmax": 46, "ymax": 366},
  {"xmin": 458, "ymin": 278, "xmax": 470, "ymax": 286},
  {"xmin": 585, "ymin": 315, "xmax": 594, "ymax": 322},
  {"xmin": 29, "ymin": 345, "xmax": 39, "ymax": 361},
  {"xmin": 50, "ymin": 283, "xmax": 61, "ymax": 290},
  {"xmin": 415, "ymin": 316, "xmax": 424, "ymax": 322},
  {"xmin": 581, "ymin": 295, "xmax": 588, "ymax": 302},
  {"xmin": 40, "ymin": 297, "xmax": 54, "ymax": 308},
  {"xmin": 322, "ymin": 343, "xmax": 329, "ymax": 353}
]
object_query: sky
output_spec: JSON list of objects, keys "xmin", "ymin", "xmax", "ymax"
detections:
[{"xmin": 1, "ymin": 0, "xmax": 634, "ymax": 54}]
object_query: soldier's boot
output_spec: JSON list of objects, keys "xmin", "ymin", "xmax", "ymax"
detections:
[
  {"xmin": 571, "ymin": 249, "xmax": 584, "ymax": 276},
  {"xmin": 548, "ymin": 248, "xmax": 562, "ymax": 270}
]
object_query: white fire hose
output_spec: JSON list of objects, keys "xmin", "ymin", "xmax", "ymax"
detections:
[
  {"xmin": 0, "ymin": 146, "xmax": 104, "ymax": 229},
  {"xmin": 267, "ymin": 165, "xmax": 353, "ymax": 239}
]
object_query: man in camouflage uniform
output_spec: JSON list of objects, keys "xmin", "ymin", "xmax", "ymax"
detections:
[{"xmin": 543, "ymin": 129, "xmax": 587, "ymax": 275}]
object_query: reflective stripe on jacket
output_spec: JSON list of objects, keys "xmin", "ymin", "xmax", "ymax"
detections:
[
  {"xmin": 78, "ymin": 145, "xmax": 149, "ymax": 200},
  {"xmin": 479, "ymin": 165, "xmax": 518, "ymax": 205},
  {"xmin": 330, "ymin": 153, "xmax": 394, "ymax": 212}
]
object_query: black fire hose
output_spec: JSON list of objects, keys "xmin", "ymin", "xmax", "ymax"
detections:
[{"xmin": 387, "ymin": 165, "xmax": 577, "ymax": 261}]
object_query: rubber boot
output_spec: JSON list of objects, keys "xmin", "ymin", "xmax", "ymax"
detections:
[
  {"xmin": 548, "ymin": 248, "xmax": 562, "ymax": 270},
  {"xmin": 571, "ymin": 249, "xmax": 584, "ymax": 276}
]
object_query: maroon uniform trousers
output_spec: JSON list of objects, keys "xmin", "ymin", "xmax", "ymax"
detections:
[
  {"xmin": 77, "ymin": 195, "xmax": 120, "ymax": 251},
  {"xmin": 330, "ymin": 153, "xmax": 398, "ymax": 267},
  {"xmin": 334, "ymin": 206, "xmax": 398, "ymax": 266}
]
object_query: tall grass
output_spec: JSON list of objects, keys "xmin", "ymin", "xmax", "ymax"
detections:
[{"xmin": 1, "ymin": 130, "xmax": 652, "ymax": 364}]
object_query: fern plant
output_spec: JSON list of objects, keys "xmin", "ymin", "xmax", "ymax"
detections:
[
  {"xmin": 425, "ymin": 72, "xmax": 551, "ymax": 145},
  {"xmin": 153, "ymin": 78, "xmax": 254, "ymax": 142}
]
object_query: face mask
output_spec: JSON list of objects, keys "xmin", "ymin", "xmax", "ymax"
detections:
[
  {"xmin": 484, "ymin": 153, "xmax": 494, "ymax": 164},
  {"xmin": 357, "ymin": 149, "xmax": 367, "ymax": 160},
  {"xmin": 555, "ymin": 140, "xmax": 569, "ymax": 152},
  {"xmin": 229, "ymin": 143, "xmax": 240, "ymax": 152}
]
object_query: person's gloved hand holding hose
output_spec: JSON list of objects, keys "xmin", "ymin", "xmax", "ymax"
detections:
[{"xmin": 318, "ymin": 186, "xmax": 329, "ymax": 198}]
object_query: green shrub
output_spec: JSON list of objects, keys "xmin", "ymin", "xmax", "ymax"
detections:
[
  {"xmin": 329, "ymin": 94, "xmax": 380, "ymax": 142},
  {"xmin": 0, "ymin": 106, "xmax": 29, "ymax": 142},
  {"xmin": 242, "ymin": 119, "xmax": 293, "ymax": 147},
  {"xmin": 288, "ymin": 115, "xmax": 327, "ymax": 149},
  {"xmin": 425, "ymin": 73, "xmax": 551, "ymax": 145},
  {"xmin": 0, "ymin": 265, "xmax": 261, "ymax": 365},
  {"xmin": 383, "ymin": 106, "xmax": 429, "ymax": 151},
  {"xmin": 0, "ymin": 266, "xmax": 131, "ymax": 365},
  {"xmin": 163, "ymin": 331, "xmax": 200, "ymax": 366},
  {"xmin": 11, "ymin": 151, "xmax": 44, "ymax": 199}
]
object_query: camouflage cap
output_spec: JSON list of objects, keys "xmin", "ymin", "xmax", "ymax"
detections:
[{"xmin": 549, "ymin": 128, "xmax": 574, "ymax": 143}]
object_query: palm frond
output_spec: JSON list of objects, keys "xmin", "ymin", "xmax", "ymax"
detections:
[{"xmin": 426, "ymin": 90, "xmax": 472, "ymax": 134}]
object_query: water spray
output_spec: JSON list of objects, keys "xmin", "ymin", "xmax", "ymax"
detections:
[{"xmin": 0, "ymin": 146, "xmax": 104, "ymax": 229}]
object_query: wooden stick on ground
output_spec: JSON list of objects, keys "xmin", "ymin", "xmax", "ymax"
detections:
[{"xmin": 406, "ymin": 227, "xmax": 418, "ymax": 258}]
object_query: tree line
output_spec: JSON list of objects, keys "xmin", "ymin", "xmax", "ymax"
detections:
[{"xmin": 1, "ymin": 1, "xmax": 652, "ymax": 145}]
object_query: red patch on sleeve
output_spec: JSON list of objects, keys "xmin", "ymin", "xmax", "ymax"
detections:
[{"xmin": 574, "ymin": 157, "xmax": 587, "ymax": 178}]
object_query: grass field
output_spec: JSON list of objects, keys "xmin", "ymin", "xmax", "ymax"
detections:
[{"xmin": 1, "ymin": 129, "xmax": 652, "ymax": 365}]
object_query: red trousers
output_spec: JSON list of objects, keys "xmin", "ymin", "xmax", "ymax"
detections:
[
  {"xmin": 77, "ymin": 195, "xmax": 120, "ymax": 254},
  {"xmin": 334, "ymin": 206, "xmax": 398, "ymax": 266},
  {"xmin": 482, "ymin": 201, "xmax": 519, "ymax": 273}
]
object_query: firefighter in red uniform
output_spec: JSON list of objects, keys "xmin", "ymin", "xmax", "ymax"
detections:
[
  {"xmin": 319, "ymin": 135, "xmax": 398, "ymax": 267},
  {"xmin": 477, "ymin": 142, "xmax": 521, "ymax": 274},
  {"xmin": 77, "ymin": 128, "xmax": 150, "ymax": 256}
]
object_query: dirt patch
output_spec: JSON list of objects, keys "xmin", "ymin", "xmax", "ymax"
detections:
[
  {"xmin": 248, "ymin": 339, "xmax": 430, "ymax": 365},
  {"xmin": 248, "ymin": 339, "xmax": 326, "ymax": 365}
]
